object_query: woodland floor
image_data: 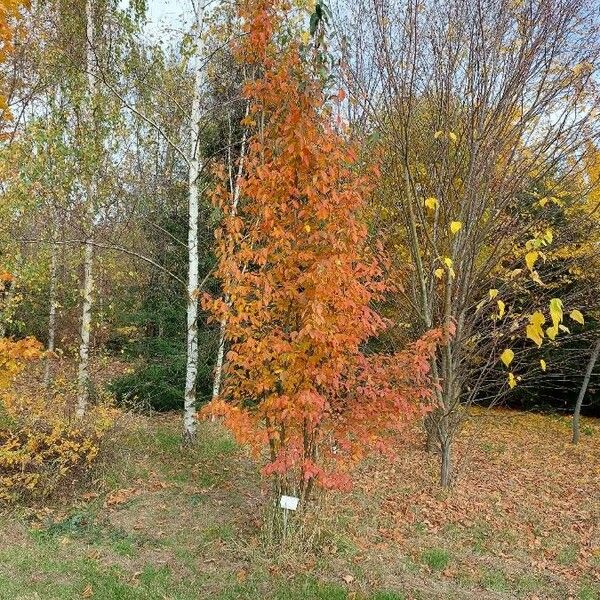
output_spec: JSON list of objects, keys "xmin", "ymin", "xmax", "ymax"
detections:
[{"xmin": 0, "ymin": 403, "xmax": 598, "ymax": 599}]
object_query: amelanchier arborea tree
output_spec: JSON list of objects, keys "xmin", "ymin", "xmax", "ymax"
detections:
[{"xmin": 202, "ymin": 0, "xmax": 447, "ymax": 514}]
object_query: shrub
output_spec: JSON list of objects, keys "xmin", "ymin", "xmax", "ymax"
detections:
[{"xmin": 0, "ymin": 389, "xmax": 118, "ymax": 503}]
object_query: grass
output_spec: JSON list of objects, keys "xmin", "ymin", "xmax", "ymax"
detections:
[
  {"xmin": 481, "ymin": 568, "xmax": 509, "ymax": 592},
  {"xmin": 420, "ymin": 548, "xmax": 451, "ymax": 571},
  {"xmin": 0, "ymin": 408, "xmax": 599, "ymax": 599}
]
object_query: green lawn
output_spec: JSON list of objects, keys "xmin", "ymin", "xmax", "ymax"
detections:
[{"xmin": 0, "ymin": 412, "xmax": 598, "ymax": 600}]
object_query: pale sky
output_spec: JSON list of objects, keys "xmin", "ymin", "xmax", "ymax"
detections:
[
  {"xmin": 117, "ymin": 0, "xmax": 193, "ymax": 42},
  {"xmin": 145, "ymin": 0, "xmax": 193, "ymax": 33}
]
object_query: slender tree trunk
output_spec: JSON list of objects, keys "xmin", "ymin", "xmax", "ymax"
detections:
[
  {"xmin": 43, "ymin": 225, "xmax": 58, "ymax": 388},
  {"xmin": 76, "ymin": 0, "xmax": 97, "ymax": 418},
  {"xmin": 572, "ymin": 338, "xmax": 600, "ymax": 444},
  {"xmin": 76, "ymin": 238, "xmax": 94, "ymax": 417},
  {"xmin": 211, "ymin": 108, "xmax": 248, "ymax": 402},
  {"xmin": 439, "ymin": 428, "xmax": 452, "ymax": 488},
  {"xmin": 440, "ymin": 442, "xmax": 452, "ymax": 488},
  {"xmin": 183, "ymin": 5, "xmax": 205, "ymax": 442},
  {"xmin": 211, "ymin": 326, "xmax": 226, "ymax": 400}
]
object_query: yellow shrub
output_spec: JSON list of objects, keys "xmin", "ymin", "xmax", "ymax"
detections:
[
  {"xmin": 0, "ymin": 393, "xmax": 119, "ymax": 503},
  {"xmin": 0, "ymin": 337, "xmax": 42, "ymax": 391},
  {"xmin": 0, "ymin": 338, "xmax": 118, "ymax": 503}
]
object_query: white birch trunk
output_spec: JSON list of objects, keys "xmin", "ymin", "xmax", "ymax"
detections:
[
  {"xmin": 211, "ymin": 107, "xmax": 249, "ymax": 402},
  {"xmin": 183, "ymin": 5, "xmax": 205, "ymax": 442},
  {"xmin": 76, "ymin": 0, "xmax": 97, "ymax": 418},
  {"xmin": 43, "ymin": 222, "xmax": 58, "ymax": 388}
]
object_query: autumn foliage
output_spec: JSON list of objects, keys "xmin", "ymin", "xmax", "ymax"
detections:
[
  {"xmin": 0, "ymin": 0, "xmax": 28, "ymax": 121},
  {"xmin": 0, "ymin": 272, "xmax": 117, "ymax": 503},
  {"xmin": 202, "ymin": 0, "xmax": 445, "ymax": 498},
  {"xmin": 0, "ymin": 389, "xmax": 118, "ymax": 503}
]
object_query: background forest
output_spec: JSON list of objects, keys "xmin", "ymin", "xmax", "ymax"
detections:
[{"xmin": 0, "ymin": 0, "xmax": 599, "ymax": 598}]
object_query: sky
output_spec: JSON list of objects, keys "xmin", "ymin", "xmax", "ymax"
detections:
[
  {"xmin": 145, "ymin": 0, "xmax": 193, "ymax": 34},
  {"xmin": 116, "ymin": 0, "xmax": 193, "ymax": 42}
]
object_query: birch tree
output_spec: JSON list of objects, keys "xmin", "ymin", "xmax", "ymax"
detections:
[
  {"xmin": 76, "ymin": 0, "xmax": 99, "ymax": 417},
  {"xmin": 183, "ymin": 2, "xmax": 207, "ymax": 442}
]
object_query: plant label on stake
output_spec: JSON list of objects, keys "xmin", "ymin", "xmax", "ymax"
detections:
[
  {"xmin": 279, "ymin": 495, "xmax": 299, "ymax": 511},
  {"xmin": 279, "ymin": 495, "xmax": 299, "ymax": 539}
]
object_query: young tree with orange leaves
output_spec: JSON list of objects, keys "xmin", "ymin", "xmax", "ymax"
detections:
[{"xmin": 202, "ymin": 0, "xmax": 445, "ymax": 519}]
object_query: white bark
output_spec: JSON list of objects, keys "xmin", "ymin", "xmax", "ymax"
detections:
[
  {"xmin": 76, "ymin": 0, "xmax": 97, "ymax": 418},
  {"xmin": 211, "ymin": 108, "xmax": 249, "ymax": 401},
  {"xmin": 43, "ymin": 222, "xmax": 58, "ymax": 388},
  {"xmin": 183, "ymin": 5, "xmax": 206, "ymax": 442}
]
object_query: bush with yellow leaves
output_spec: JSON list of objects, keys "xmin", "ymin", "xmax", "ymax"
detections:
[
  {"xmin": 0, "ymin": 390, "xmax": 119, "ymax": 503},
  {"xmin": 0, "ymin": 337, "xmax": 119, "ymax": 503}
]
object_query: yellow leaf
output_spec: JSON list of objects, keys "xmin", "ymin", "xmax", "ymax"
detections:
[
  {"xmin": 497, "ymin": 300, "xmax": 506, "ymax": 319},
  {"xmin": 508, "ymin": 372, "xmax": 517, "ymax": 389},
  {"xmin": 443, "ymin": 257, "xmax": 453, "ymax": 268},
  {"xmin": 549, "ymin": 298, "xmax": 563, "ymax": 328},
  {"xmin": 525, "ymin": 251, "xmax": 538, "ymax": 271},
  {"xmin": 448, "ymin": 131, "xmax": 458, "ymax": 143},
  {"xmin": 424, "ymin": 196, "xmax": 438, "ymax": 211},
  {"xmin": 434, "ymin": 130, "xmax": 443, "ymax": 139},
  {"xmin": 450, "ymin": 221, "xmax": 462, "ymax": 234},
  {"xmin": 531, "ymin": 311, "xmax": 546, "ymax": 327},
  {"xmin": 540, "ymin": 359, "xmax": 547, "ymax": 371},
  {"xmin": 569, "ymin": 309, "xmax": 584, "ymax": 325},
  {"xmin": 304, "ymin": 224, "xmax": 311, "ymax": 233},
  {"xmin": 526, "ymin": 323, "xmax": 544, "ymax": 347},
  {"xmin": 538, "ymin": 197, "xmax": 548, "ymax": 207},
  {"xmin": 489, "ymin": 289, "xmax": 498, "ymax": 300},
  {"xmin": 546, "ymin": 325, "xmax": 558, "ymax": 341},
  {"xmin": 500, "ymin": 348, "xmax": 514, "ymax": 367},
  {"xmin": 300, "ymin": 30, "xmax": 310, "ymax": 45},
  {"xmin": 434, "ymin": 268, "xmax": 444, "ymax": 279}
]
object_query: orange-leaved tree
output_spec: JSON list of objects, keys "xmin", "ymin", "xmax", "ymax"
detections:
[
  {"xmin": 0, "ymin": 0, "xmax": 32, "ymax": 368},
  {"xmin": 0, "ymin": 0, "xmax": 29, "ymax": 130},
  {"xmin": 202, "ymin": 0, "xmax": 446, "ymax": 508}
]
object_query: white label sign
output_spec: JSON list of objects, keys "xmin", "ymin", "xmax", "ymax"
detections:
[{"xmin": 279, "ymin": 495, "xmax": 299, "ymax": 511}]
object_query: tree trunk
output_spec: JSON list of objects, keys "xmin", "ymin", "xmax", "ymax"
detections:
[
  {"xmin": 76, "ymin": 0, "xmax": 97, "ymax": 418},
  {"xmin": 211, "ymin": 324, "xmax": 226, "ymax": 400},
  {"xmin": 572, "ymin": 338, "xmax": 600, "ymax": 444},
  {"xmin": 210, "ymin": 108, "xmax": 248, "ymax": 402},
  {"xmin": 76, "ymin": 237, "xmax": 94, "ymax": 417},
  {"xmin": 440, "ymin": 436, "xmax": 452, "ymax": 489},
  {"xmin": 43, "ymin": 227, "xmax": 58, "ymax": 388},
  {"xmin": 183, "ymin": 5, "xmax": 205, "ymax": 443}
]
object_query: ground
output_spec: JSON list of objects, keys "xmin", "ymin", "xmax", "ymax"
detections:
[{"xmin": 0, "ymin": 407, "xmax": 598, "ymax": 600}]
